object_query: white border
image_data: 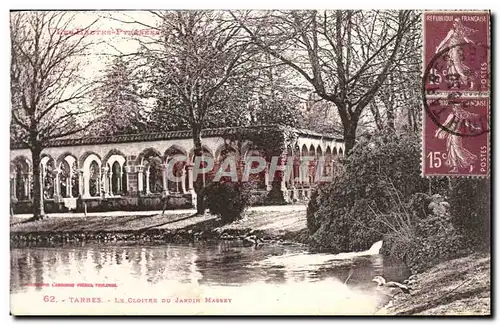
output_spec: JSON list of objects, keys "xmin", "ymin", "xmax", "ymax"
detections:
[{"xmin": 1, "ymin": 1, "xmax": 498, "ymax": 324}]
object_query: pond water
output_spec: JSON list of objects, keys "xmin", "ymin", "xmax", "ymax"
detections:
[{"xmin": 10, "ymin": 240, "xmax": 409, "ymax": 315}]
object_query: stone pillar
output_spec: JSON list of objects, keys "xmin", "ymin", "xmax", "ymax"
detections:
[
  {"xmin": 181, "ymin": 166, "xmax": 187, "ymax": 194},
  {"xmin": 264, "ymin": 166, "xmax": 271, "ymax": 191},
  {"xmin": 79, "ymin": 169, "xmax": 85, "ymax": 197},
  {"xmin": 66, "ymin": 177, "xmax": 72, "ymax": 198},
  {"xmin": 137, "ymin": 166, "xmax": 144, "ymax": 194},
  {"xmin": 145, "ymin": 170, "xmax": 151, "ymax": 194},
  {"xmin": 118, "ymin": 166, "xmax": 123, "ymax": 194},
  {"xmin": 23, "ymin": 174, "xmax": 29, "ymax": 199},
  {"xmin": 289, "ymin": 165, "xmax": 297, "ymax": 202},
  {"xmin": 101, "ymin": 166, "xmax": 109, "ymax": 198},
  {"xmin": 11, "ymin": 174, "xmax": 16, "ymax": 200},
  {"xmin": 125, "ymin": 166, "xmax": 131, "ymax": 194},
  {"xmin": 108, "ymin": 171, "xmax": 114, "ymax": 196},
  {"xmin": 186, "ymin": 164, "xmax": 194, "ymax": 192},
  {"xmin": 161, "ymin": 164, "xmax": 169, "ymax": 197},
  {"xmin": 125, "ymin": 165, "xmax": 138, "ymax": 194},
  {"xmin": 53, "ymin": 169, "xmax": 61, "ymax": 200},
  {"xmin": 27, "ymin": 173, "xmax": 32, "ymax": 200}
]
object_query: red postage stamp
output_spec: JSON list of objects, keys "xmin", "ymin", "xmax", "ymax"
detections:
[{"xmin": 422, "ymin": 11, "xmax": 490, "ymax": 177}]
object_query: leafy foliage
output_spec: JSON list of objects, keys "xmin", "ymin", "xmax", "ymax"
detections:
[
  {"xmin": 88, "ymin": 56, "xmax": 147, "ymax": 136},
  {"xmin": 449, "ymin": 178, "xmax": 490, "ymax": 248},
  {"xmin": 307, "ymin": 130, "xmax": 433, "ymax": 252},
  {"xmin": 204, "ymin": 181, "xmax": 252, "ymax": 224},
  {"xmin": 382, "ymin": 194, "xmax": 474, "ymax": 274}
]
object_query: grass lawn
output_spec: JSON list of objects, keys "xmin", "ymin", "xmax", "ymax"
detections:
[{"xmin": 10, "ymin": 209, "xmax": 308, "ymax": 235}]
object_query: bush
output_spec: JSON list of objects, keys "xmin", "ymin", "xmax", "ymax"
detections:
[
  {"xmin": 204, "ymin": 181, "xmax": 252, "ymax": 224},
  {"xmin": 449, "ymin": 178, "xmax": 490, "ymax": 249},
  {"xmin": 381, "ymin": 193, "xmax": 477, "ymax": 274},
  {"xmin": 307, "ymin": 130, "xmax": 434, "ymax": 252}
]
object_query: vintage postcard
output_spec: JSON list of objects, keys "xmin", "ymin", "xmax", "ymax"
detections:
[{"xmin": 9, "ymin": 9, "xmax": 491, "ymax": 316}]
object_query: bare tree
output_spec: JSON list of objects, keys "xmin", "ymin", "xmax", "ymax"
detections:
[
  {"xmin": 232, "ymin": 10, "xmax": 420, "ymax": 154},
  {"xmin": 122, "ymin": 11, "xmax": 256, "ymax": 213},
  {"xmin": 10, "ymin": 11, "xmax": 99, "ymax": 219}
]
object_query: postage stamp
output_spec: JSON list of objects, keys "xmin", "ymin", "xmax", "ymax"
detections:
[{"xmin": 422, "ymin": 10, "xmax": 490, "ymax": 177}]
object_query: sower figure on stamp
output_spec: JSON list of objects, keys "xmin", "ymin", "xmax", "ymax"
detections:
[
  {"xmin": 435, "ymin": 103, "xmax": 478, "ymax": 173},
  {"xmin": 435, "ymin": 18, "xmax": 478, "ymax": 90}
]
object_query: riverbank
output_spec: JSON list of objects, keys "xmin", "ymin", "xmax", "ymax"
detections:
[
  {"xmin": 10, "ymin": 205, "xmax": 309, "ymax": 246},
  {"xmin": 378, "ymin": 252, "xmax": 491, "ymax": 316}
]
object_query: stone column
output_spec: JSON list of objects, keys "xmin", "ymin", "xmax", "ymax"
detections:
[
  {"xmin": 79, "ymin": 169, "xmax": 85, "ymax": 197},
  {"xmin": 23, "ymin": 174, "xmax": 29, "ymax": 199},
  {"xmin": 161, "ymin": 164, "xmax": 169, "ymax": 197},
  {"xmin": 108, "ymin": 170, "xmax": 114, "ymax": 196},
  {"xmin": 264, "ymin": 165, "xmax": 271, "ymax": 191},
  {"xmin": 181, "ymin": 166, "xmax": 187, "ymax": 194},
  {"xmin": 289, "ymin": 161, "xmax": 297, "ymax": 202},
  {"xmin": 118, "ymin": 166, "xmax": 123, "ymax": 194},
  {"xmin": 137, "ymin": 166, "xmax": 144, "ymax": 194},
  {"xmin": 11, "ymin": 174, "xmax": 16, "ymax": 200},
  {"xmin": 145, "ymin": 170, "xmax": 151, "ymax": 194},
  {"xmin": 27, "ymin": 173, "xmax": 32, "ymax": 200},
  {"xmin": 101, "ymin": 166, "xmax": 109, "ymax": 198},
  {"xmin": 53, "ymin": 169, "xmax": 61, "ymax": 200},
  {"xmin": 66, "ymin": 177, "xmax": 72, "ymax": 198},
  {"xmin": 125, "ymin": 166, "xmax": 131, "ymax": 194},
  {"xmin": 186, "ymin": 164, "xmax": 194, "ymax": 192}
]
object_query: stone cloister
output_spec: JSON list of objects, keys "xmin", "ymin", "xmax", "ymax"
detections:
[{"xmin": 10, "ymin": 126, "xmax": 345, "ymax": 212}]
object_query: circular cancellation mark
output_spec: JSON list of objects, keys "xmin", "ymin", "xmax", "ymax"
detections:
[{"xmin": 422, "ymin": 42, "xmax": 490, "ymax": 138}]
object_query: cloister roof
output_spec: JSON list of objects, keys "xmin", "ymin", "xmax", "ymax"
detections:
[{"xmin": 10, "ymin": 125, "xmax": 343, "ymax": 150}]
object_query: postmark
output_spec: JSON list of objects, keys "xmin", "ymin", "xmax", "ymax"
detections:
[{"xmin": 422, "ymin": 10, "xmax": 490, "ymax": 177}]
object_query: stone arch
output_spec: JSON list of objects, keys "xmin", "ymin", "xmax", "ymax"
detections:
[
  {"xmin": 339, "ymin": 147, "xmax": 344, "ymax": 156},
  {"xmin": 11, "ymin": 156, "xmax": 32, "ymax": 201},
  {"xmin": 325, "ymin": 146, "xmax": 333, "ymax": 177},
  {"xmin": 40, "ymin": 155, "xmax": 56, "ymax": 199},
  {"xmin": 12, "ymin": 155, "xmax": 32, "ymax": 171},
  {"xmin": 164, "ymin": 145, "xmax": 189, "ymax": 194},
  {"xmin": 56, "ymin": 152, "xmax": 77, "ymax": 169},
  {"xmin": 308, "ymin": 144, "xmax": 315, "ymax": 156},
  {"xmin": 82, "ymin": 153, "xmax": 102, "ymax": 171},
  {"xmin": 316, "ymin": 145, "xmax": 323, "ymax": 157},
  {"xmin": 57, "ymin": 155, "xmax": 79, "ymax": 198},
  {"xmin": 136, "ymin": 148, "xmax": 163, "ymax": 194},
  {"xmin": 214, "ymin": 144, "xmax": 239, "ymax": 162},
  {"xmin": 136, "ymin": 147, "xmax": 162, "ymax": 165},
  {"xmin": 164, "ymin": 145, "xmax": 188, "ymax": 159},
  {"xmin": 40, "ymin": 154, "xmax": 54, "ymax": 167},
  {"xmin": 188, "ymin": 145, "xmax": 214, "ymax": 162},
  {"xmin": 87, "ymin": 160, "xmax": 101, "ymax": 197},
  {"xmin": 214, "ymin": 144, "xmax": 239, "ymax": 184},
  {"xmin": 103, "ymin": 149, "xmax": 127, "ymax": 167},
  {"xmin": 79, "ymin": 151, "xmax": 101, "ymax": 168},
  {"xmin": 188, "ymin": 146, "xmax": 215, "ymax": 184},
  {"xmin": 333, "ymin": 147, "xmax": 338, "ymax": 156},
  {"xmin": 301, "ymin": 144, "xmax": 308, "ymax": 156}
]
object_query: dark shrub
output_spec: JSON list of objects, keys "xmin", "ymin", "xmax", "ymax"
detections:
[
  {"xmin": 382, "ymin": 193, "xmax": 476, "ymax": 274},
  {"xmin": 204, "ymin": 181, "xmax": 251, "ymax": 224},
  {"xmin": 307, "ymin": 131, "xmax": 432, "ymax": 252},
  {"xmin": 449, "ymin": 178, "xmax": 491, "ymax": 248}
]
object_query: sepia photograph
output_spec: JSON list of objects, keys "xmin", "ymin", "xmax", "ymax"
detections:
[{"xmin": 8, "ymin": 7, "xmax": 491, "ymax": 316}]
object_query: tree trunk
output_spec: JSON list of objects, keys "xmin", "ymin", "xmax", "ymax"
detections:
[
  {"xmin": 30, "ymin": 144, "xmax": 45, "ymax": 220},
  {"xmin": 387, "ymin": 105, "xmax": 395, "ymax": 131},
  {"xmin": 192, "ymin": 125, "xmax": 205, "ymax": 214},
  {"xmin": 343, "ymin": 119, "xmax": 358, "ymax": 155}
]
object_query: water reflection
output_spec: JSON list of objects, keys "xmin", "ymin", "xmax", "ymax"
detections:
[{"xmin": 11, "ymin": 241, "xmax": 408, "ymax": 295}]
